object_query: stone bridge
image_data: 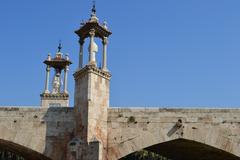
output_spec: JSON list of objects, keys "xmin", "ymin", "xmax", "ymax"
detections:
[
  {"xmin": 0, "ymin": 106, "xmax": 240, "ymax": 160},
  {"xmin": 1, "ymin": 4, "xmax": 240, "ymax": 160}
]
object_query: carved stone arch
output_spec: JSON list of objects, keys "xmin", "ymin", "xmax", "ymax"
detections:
[{"xmin": 0, "ymin": 139, "xmax": 52, "ymax": 160}]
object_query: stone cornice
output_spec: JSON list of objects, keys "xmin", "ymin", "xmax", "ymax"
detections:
[
  {"xmin": 40, "ymin": 93, "xmax": 69, "ymax": 100},
  {"xmin": 73, "ymin": 65, "xmax": 111, "ymax": 80}
]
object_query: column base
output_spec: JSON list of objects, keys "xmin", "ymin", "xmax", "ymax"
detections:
[
  {"xmin": 88, "ymin": 61, "xmax": 97, "ymax": 67},
  {"xmin": 102, "ymin": 67, "xmax": 108, "ymax": 72},
  {"xmin": 43, "ymin": 90, "xmax": 50, "ymax": 94},
  {"xmin": 40, "ymin": 93, "xmax": 69, "ymax": 108}
]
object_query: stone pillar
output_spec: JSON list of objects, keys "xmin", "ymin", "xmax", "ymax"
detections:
[
  {"xmin": 63, "ymin": 65, "xmax": 69, "ymax": 94},
  {"xmin": 102, "ymin": 37, "xmax": 108, "ymax": 71},
  {"xmin": 44, "ymin": 65, "xmax": 50, "ymax": 93},
  {"xmin": 79, "ymin": 39, "xmax": 84, "ymax": 69},
  {"xmin": 74, "ymin": 65, "xmax": 111, "ymax": 160},
  {"xmin": 88, "ymin": 29, "xmax": 98, "ymax": 66}
]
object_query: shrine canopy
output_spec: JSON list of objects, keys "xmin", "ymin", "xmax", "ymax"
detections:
[
  {"xmin": 75, "ymin": 3, "xmax": 112, "ymax": 41},
  {"xmin": 43, "ymin": 44, "xmax": 72, "ymax": 71}
]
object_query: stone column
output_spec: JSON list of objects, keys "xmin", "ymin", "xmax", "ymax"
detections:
[
  {"xmin": 79, "ymin": 39, "xmax": 84, "ymax": 69},
  {"xmin": 44, "ymin": 65, "xmax": 50, "ymax": 94},
  {"xmin": 64, "ymin": 65, "xmax": 69, "ymax": 94},
  {"xmin": 102, "ymin": 37, "xmax": 108, "ymax": 71},
  {"xmin": 89, "ymin": 29, "xmax": 97, "ymax": 66}
]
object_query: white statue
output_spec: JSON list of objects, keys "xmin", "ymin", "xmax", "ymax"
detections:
[
  {"xmin": 88, "ymin": 37, "xmax": 98, "ymax": 65},
  {"xmin": 52, "ymin": 73, "xmax": 61, "ymax": 94},
  {"xmin": 88, "ymin": 40, "xmax": 98, "ymax": 53}
]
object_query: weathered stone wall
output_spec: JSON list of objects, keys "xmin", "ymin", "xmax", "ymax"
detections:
[
  {"xmin": 107, "ymin": 108, "xmax": 240, "ymax": 159},
  {"xmin": 0, "ymin": 107, "xmax": 75, "ymax": 160}
]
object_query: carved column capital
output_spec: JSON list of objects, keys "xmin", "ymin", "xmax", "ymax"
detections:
[
  {"xmin": 46, "ymin": 65, "xmax": 51, "ymax": 71},
  {"xmin": 102, "ymin": 37, "xmax": 108, "ymax": 45},
  {"xmin": 65, "ymin": 65, "xmax": 69, "ymax": 72},
  {"xmin": 79, "ymin": 39, "xmax": 85, "ymax": 45}
]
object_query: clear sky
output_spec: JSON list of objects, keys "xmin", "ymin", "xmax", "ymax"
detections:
[{"xmin": 0, "ymin": 0, "xmax": 240, "ymax": 107}]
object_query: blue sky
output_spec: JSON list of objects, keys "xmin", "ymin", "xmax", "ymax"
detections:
[{"xmin": 0, "ymin": 0, "xmax": 240, "ymax": 107}]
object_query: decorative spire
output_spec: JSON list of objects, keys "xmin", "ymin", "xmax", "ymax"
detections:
[
  {"xmin": 80, "ymin": 20, "xmax": 85, "ymax": 26},
  {"xmin": 58, "ymin": 41, "xmax": 62, "ymax": 53},
  {"xmin": 92, "ymin": 1, "xmax": 96, "ymax": 15},
  {"xmin": 90, "ymin": 1, "xmax": 98, "ymax": 22}
]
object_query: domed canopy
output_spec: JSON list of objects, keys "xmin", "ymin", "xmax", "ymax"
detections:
[
  {"xmin": 75, "ymin": 22, "xmax": 111, "ymax": 40},
  {"xmin": 44, "ymin": 44, "xmax": 72, "ymax": 71},
  {"xmin": 44, "ymin": 55, "xmax": 72, "ymax": 71},
  {"xmin": 75, "ymin": 3, "xmax": 112, "ymax": 40}
]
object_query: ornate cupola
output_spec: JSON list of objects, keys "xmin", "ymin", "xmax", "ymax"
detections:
[
  {"xmin": 40, "ymin": 43, "xmax": 72, "ymax": 108},
  {"xmin": 75, "ymin": 2, "xmax": 112, "ymax": 71}
]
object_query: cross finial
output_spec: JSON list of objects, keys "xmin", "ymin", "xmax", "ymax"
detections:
[
  {"xmin": 58, "ymin": 41, "xmax": 62, "ymax": 52},
  {"xmin": 92, "ymin": 1, "xmax": 96, "ymax": 15}
]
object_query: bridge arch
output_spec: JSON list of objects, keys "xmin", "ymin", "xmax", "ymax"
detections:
[
  {"xmin": 120, "ymin": 138, "xmax": 240, "ymax": 160},
  {"xmin": 113, "ymin": 134, "xmax": 240, "ymax": 160},
  {"xmin": 0, "ymin": 139, "xmax": 52, "ymax": 160}
]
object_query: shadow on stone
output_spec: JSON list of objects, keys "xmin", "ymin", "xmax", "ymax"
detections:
[
  {"xmin": 144, "ymin": 138, "xmax": 240, "ymax": 160},
  {"xmin": 0, "ymin": 139, "xmax": 51, "ymax": 160},
  {"xmin": 42, "ymin": 107, "xmax": 75, "ymax": 160}
]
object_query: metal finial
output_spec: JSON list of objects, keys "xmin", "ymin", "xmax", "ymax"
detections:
[
  {"xmin": 92, "ymin": 1, "xmax": 96, "ymax": 14},
  {"xmin": 58, "ymin": 41, "xmax": 62, "ymax": 52},
  {"xmin": 80, "ymin": 20, "xmax": 85, "ymax": 26}
]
